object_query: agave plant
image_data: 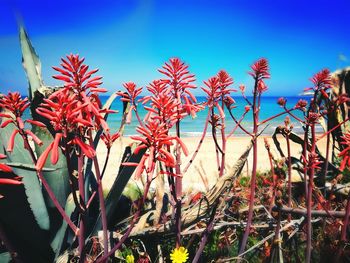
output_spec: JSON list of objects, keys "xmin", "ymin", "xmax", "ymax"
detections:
[{"xmin": 0, "ymin": 27, "xmax": 145, "ymax": 263}]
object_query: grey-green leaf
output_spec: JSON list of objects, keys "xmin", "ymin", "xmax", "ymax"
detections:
[
  {"xmin": 51, "ymin": 193, "xmax": 76, "ymax": 259},
  {"xmin": 32, "ymin": 126, "xmax": 70, "ymax": 209},
  {"xmin": 6, "ymin": 162, "xmax": 56, "ymax": 171},
  {"xmin": 19, "ymin": 26, "xmax": 44, "ymax": 100},
  {"xmin": 0, "ymin": 122, "xmax": 50, "ymax": 230}
]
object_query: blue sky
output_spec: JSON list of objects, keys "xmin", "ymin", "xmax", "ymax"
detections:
[{"xmin": 0, "ymin": 0, "xmax": 349, "ymax": 96}]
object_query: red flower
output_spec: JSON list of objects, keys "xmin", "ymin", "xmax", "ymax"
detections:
[
  {"xmin": 239, "ymin": 84, "xmax": 246, "ymax": 93},
  {"xmin": 124, "ymin": 120, "xmax": 188, "ymax": 178},
  {"xmin": 249, "ymin": 58, "xmax": 270, "ymax": 80},
  {"xmin": 295, "ymin": 99, "xmax": 308, "ymax": 110},
  {"xmin": 310, "ymin": 69, "xmax": 332, "ymax": 91},
  {"xmin": 339, "ymin": 132, "xmax": 350, "ymax": 171},
  {"xmin": 0, "ymin": 92, "xmax": 44, "ymax": 152},
  {"xmin": 53, "ymin": 54, "xmax": 106, "ymax": 94},
  {"xmin": 36, "ymin": 90, "xmax": 91, "ymax": 135},
  {"xmin": 0, "ymin": 154, "xmax": 12, "ymax": 173},
  {"xmin": 302, "ymin": 152, "xmax": 323, "ymax": 170},
  {"xmin": 35, "ymin": 54, "xmax": 114, "ymax": 170},
  {"xmin": 141, "ymin": 80, "xmax": 169, "ymax": 104},
  {"xmin": 35, "ymin": 90, "xmax": 104, "ymax": 170},
  {"xmin": 146, "ymin": 93, "xmax": 183, "ymax": 126},
  {"xmin": 257, "ymin": 80, "xmax": 268, "ymax": 94},
  {"xmin": 117, "ymin": 82, "xmax": 143, "ymax": 105},
  {"xmin": 305, "ymin": 112, "xmax": 320, "ymax": 124},
  {"xmin": 0, "ymin": 178, "xmax": 22, "ymax": 185},
  {"xmin": 223, "ymin": 96, "xmax": 236, "ymax": 109},
  {"xmin": 0, "ymin": 92, "xmax": 30, "ymax": 116},
  {"xmin": 202, "ymin": 76, "xmax": 221, "ymax": 107},
  {"xmin": 159, "ymin": 58, "xmax": 196, "ymax": 99},
  {"xmin": 101, "ymin": 132, "xmax": 120, "ymax": 149},
  {"xmin": 159, "ymin": 58, "xmax": 198, "ymax": 114},
  {"xmin": 217, "ymin": 70, "xmax": 236, "ymax": 96},
  {"xmin": 277, "ymin": 97, "xmax": 287, "ymax": 107}
]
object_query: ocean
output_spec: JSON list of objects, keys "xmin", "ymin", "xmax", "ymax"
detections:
[
  {"xmin": 102, "ymin": 96, "xmax": 319, "ymax": 136},
  {"xmin": 23, "ymin": 96, "xmax": 321, "ymax": 137}
]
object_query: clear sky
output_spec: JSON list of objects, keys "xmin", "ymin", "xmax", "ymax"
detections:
[{"xmin": 0, "ymin": 0, "xmax": 350, "ymax": 96}]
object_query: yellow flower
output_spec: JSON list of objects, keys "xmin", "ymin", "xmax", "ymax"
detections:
[
  {"xmin": 170, "ymin": 246, "xmax": 189, "ymax": 263},
  {"xmin": 125, "ymin": 254, "xmax": 135, "ymax": 263}
]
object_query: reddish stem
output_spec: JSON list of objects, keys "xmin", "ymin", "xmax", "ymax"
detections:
[
  {"xmin": 258, "ymin": 108, "xmax": 297, "ymax": 126},
  {"xmin": 226, "ymin": 111, "xmax": 248, "ymax": 139},
  {"xmin": 77, "ymin": 153, "xmax": 86, "ymax": 257},
  {"xmin": 322, "ymin": 132, "xmax": 330, "ymax": 194},
  {"xmin": 286, "ymin": 133, "xmax": 292, "ymax": 222},
  {"xmin": 265, "ymin": 143, "xmax": 277, "ymax": 213},
  {"xmin": 226, "ymin": 106, "xmax": 253, "ymax": 137},
  {"xmin": 134, "ymin": 106, "xmax": 145, "ymax": 128},
  {"xmin": 88, "ymin": 131, "xmax": 108, "ymax": 255},
  {"xmin": 183, "ymin": 110, "xmax": 210, "ymax": 174},
  {"xmin": 316, "ymin": 117, "xmax": 350, "ymax": 142},
  {"xmin": 238, "ymin": 78, "xmax": 259, "ymax": 256},
  {"xmin": 219, "ymin": 99, "xmax": 226, "ymax": 177},
  {"xmin": 306, "ymin": 123, "xmax": 316, "ymax": 263},
  {"xmin": 192, "ymin": 200, "xmax": 219, "ymax": 263}
]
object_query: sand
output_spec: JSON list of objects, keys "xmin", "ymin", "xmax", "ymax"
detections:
[{"xmin": 98, "ymin": 134, "xmax": 329, "ymax": 193}]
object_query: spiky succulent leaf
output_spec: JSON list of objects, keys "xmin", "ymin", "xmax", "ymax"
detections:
[
  {"xmin": 0, "ymin": 121, "xmax": 50, "ymax": 231},
  {"xmin": 51, "ymin": 193, "xmax": 76, "ymax": 259},
  {"xmin": 0, "ymin": 171, "xmax": 53, "ymax": 262},
  {"xmin": 19, "ymin": 26, "xmax": 44, "ymax": 100}
]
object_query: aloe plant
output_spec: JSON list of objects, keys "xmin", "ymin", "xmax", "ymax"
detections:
[{"xmin": 0, "ymin": 26, "xmax": 147, "ymax": 262}]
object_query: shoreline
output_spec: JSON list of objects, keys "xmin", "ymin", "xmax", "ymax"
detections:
[{"xmin": 100, "ymin": 133, "xmax": 329, "ymax": 193}]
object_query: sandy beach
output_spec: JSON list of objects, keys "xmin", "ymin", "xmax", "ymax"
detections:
[{"xmin": 98, "ymin": 134, "xmax": 329, "ymax": 193}]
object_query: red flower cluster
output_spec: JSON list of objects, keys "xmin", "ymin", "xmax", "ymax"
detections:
[
  {"xmin": 144, "ymin": 93, "xmax": 183, "ymax": 127},
  {"xmin": 35, "ymin": 55, "xmax": 115, "ymax": 171},
  {"xmin": 217, "ymin": 70, "xmax": 236, "ymax": 96},
  {"xmin": 295, "ymin": 99, "xmax": 308, "ymax": 110},
  {"xmin": 339, "ymin": 132, "xmax": 350, "ymax": 171},
  {"xmin": 158, "ymin": 58, "xmax": 198, "ymax": 115},
  {"xmin": 257, "ymin": 80, "xmax": 268, "ymax": 94},
  {"xmin": 202, "ymin": 77, "xmax": 221, "ymax": 107},
  {"xmin": 143, "ymin": 80, "xmax": 169, "ymax": 103},
  {"xmin": 101, "ymin": 132, "xmax": 120, "ymax": 149},
  {"xmin": 310, "ymin": 69, "xmax": 332, "ymax": 90},
  {"xmin": 304, "ymin": 69, "xmax": 332, "ymax": 93},
  {"xmin": 116, "ymin": 82, "xmax": 143, "ymax": 123},
  {"xmin": 0, "ymin": 153, "xmax": 22, "ymax": 198},
  {"xmin": 124, "ymin": 120, "xmax": 188, "ymax": 178},
  {"xmin": 159, "ymin": 58, "xmax": 196, "ymax": 97},
  {"xmin": 277, "ymin": 97, "xmax": 287, "ymax": 107},
  {"xmin": 305, "ymin": 112, "xmax": 320, "ymax": 124},
  {"xmin": 117, "ymin": 82, "xmax": 143, "ymax": 105},
  {"xmin": 53, "ymin": 54, "xmax": 106, "ymax": 94},
  {"xmin": 249, "ymin": 58, "xmax": 270, "ymax": 80},
  {"xmin": 302, "ymin": 152, "xmax": 323, "ymax": 170},
  {"xmin": 0, "ymin": 92, "xmax": 44, "ymax": 152}
]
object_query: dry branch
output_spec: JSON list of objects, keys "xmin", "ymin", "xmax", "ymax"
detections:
[{"xmin": 129, "ymin": 140, "xmax": 253, "ymax": 237}]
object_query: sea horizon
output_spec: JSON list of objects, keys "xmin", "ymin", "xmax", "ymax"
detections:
[{"xmin": 19, "ymin": 94, "xmax": 318, "ymax": 137}]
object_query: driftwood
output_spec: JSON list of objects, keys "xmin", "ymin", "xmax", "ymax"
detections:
[
  {"xmin": 274, "ymin": 205, "xmax": 346, "ymax": 218},
  {"xmin": 129, "ymin": 140, "xmax": 253, "ymax": 237}
]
